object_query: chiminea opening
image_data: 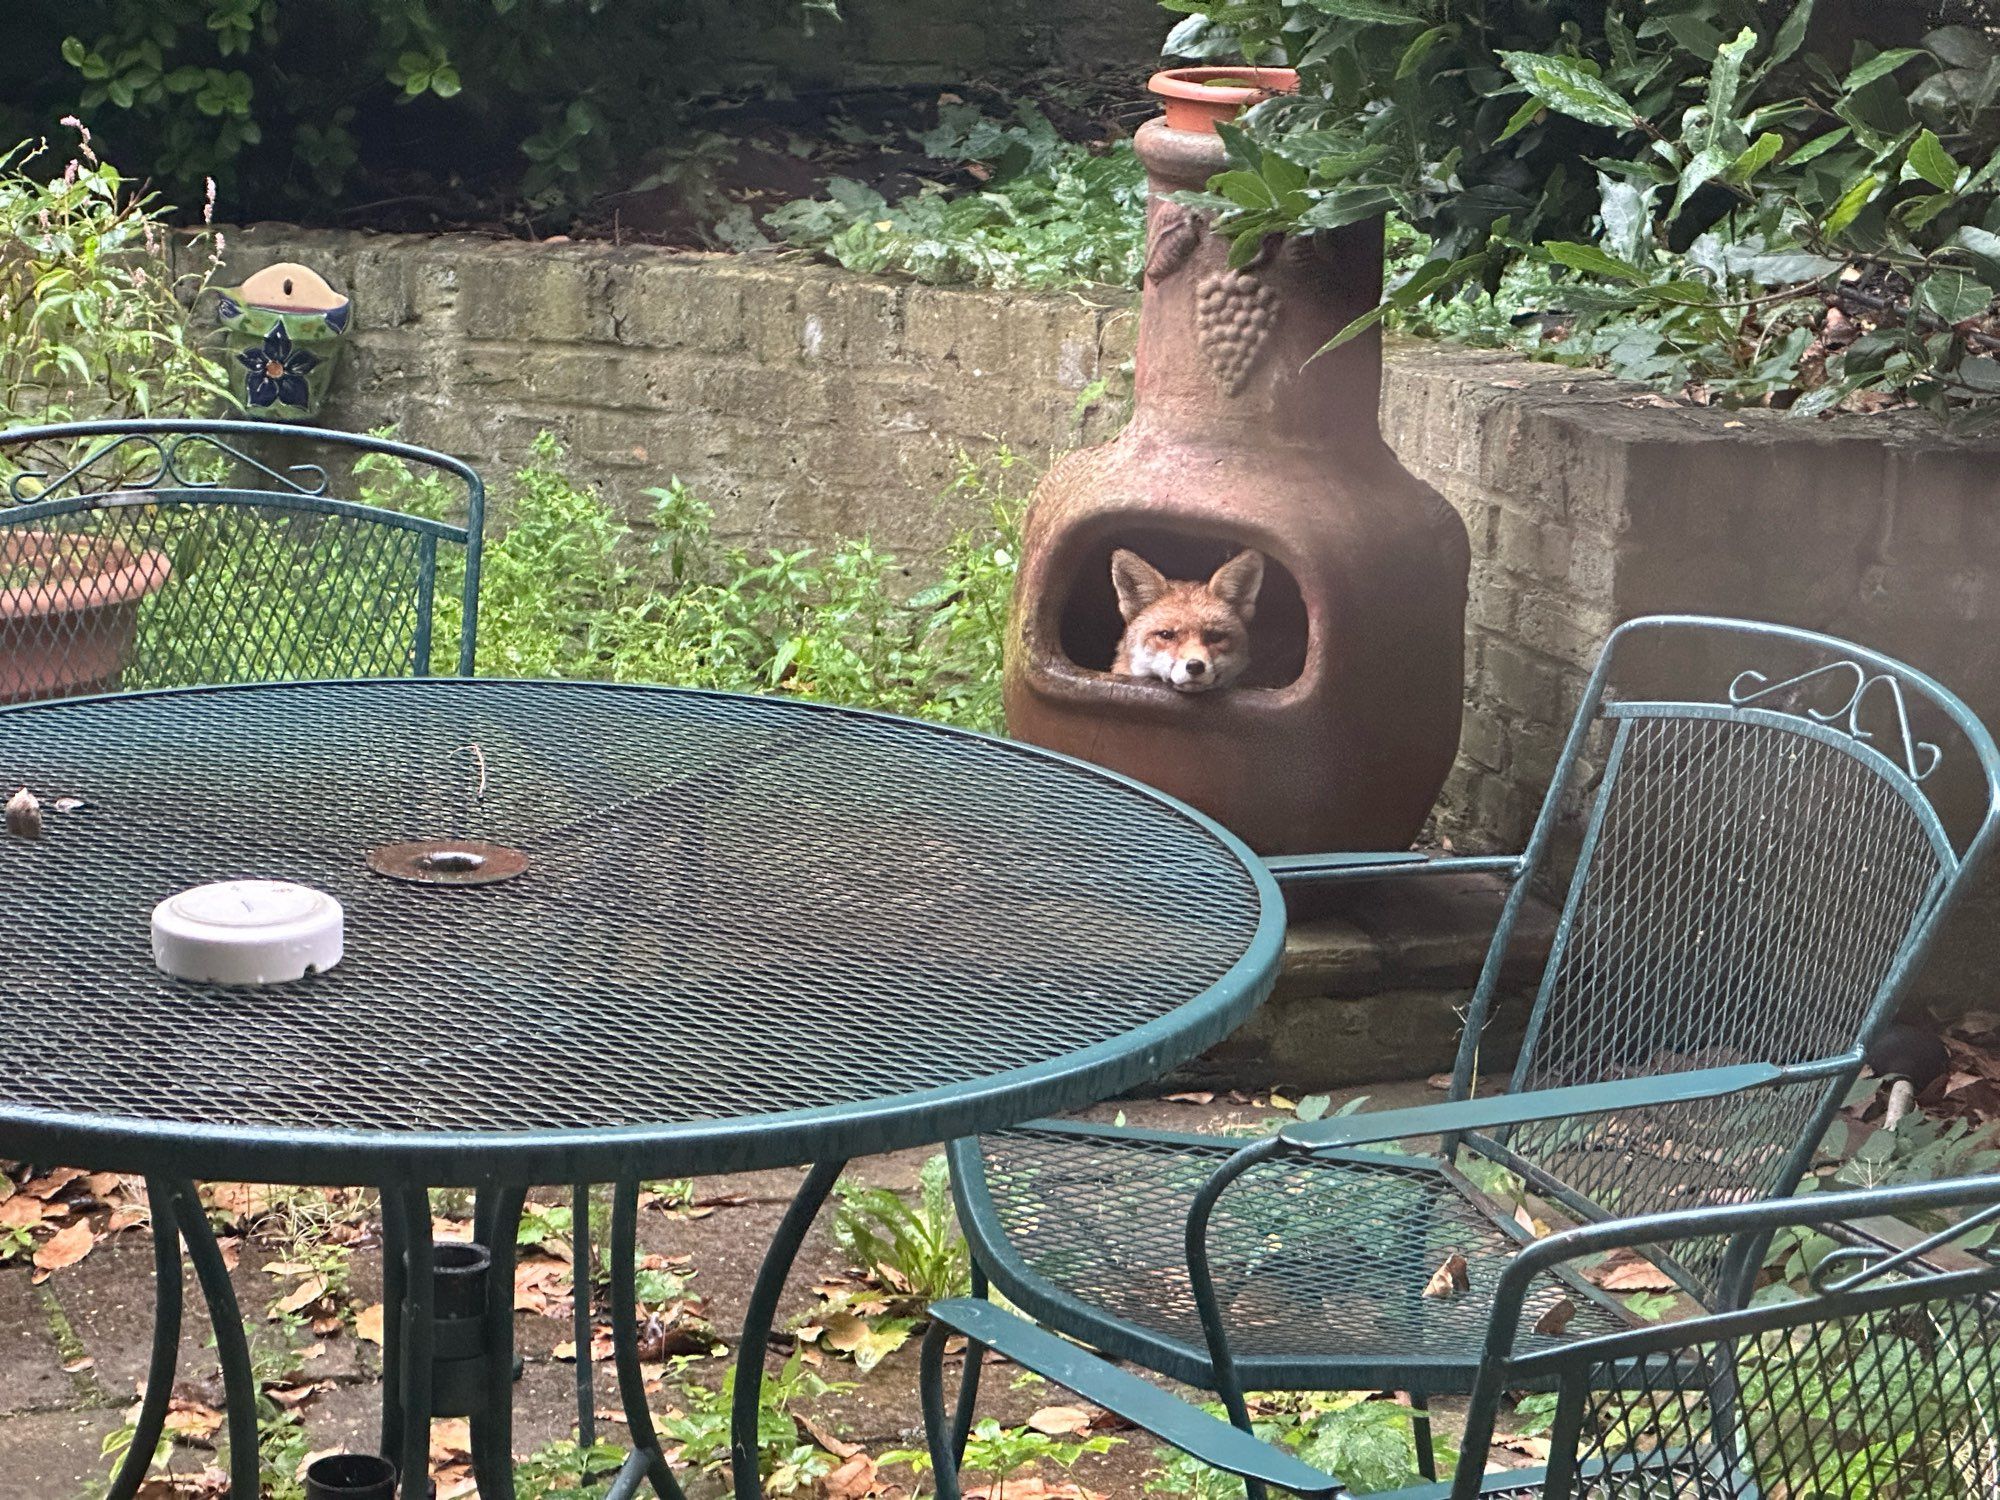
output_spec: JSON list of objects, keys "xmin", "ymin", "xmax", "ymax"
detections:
[{"xmin": 1057, "ymin": 527, "xmax": 1309, "ymax": 689}]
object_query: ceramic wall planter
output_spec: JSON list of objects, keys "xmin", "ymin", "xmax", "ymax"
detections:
[
  {"xmin": 218, "ymin": 262, "xmax": 352, "ymax": 420},
  {"xmin": 0, "ymin": 532, "xmax": 173, "ymax": 703},
  {"xmin": 1001, "ymin": 68, "xmax": 1472, "ymax": 855}
]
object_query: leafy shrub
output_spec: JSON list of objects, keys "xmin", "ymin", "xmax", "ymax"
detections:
[
  {"xmin": 0, "ymin": 124, "xmax": 228, "ymax": 438},
  {"xmin": 360, "ymin": 432, "xmax": 1025, "ymax": 731},
  {"xmin": 768, "ymin": 102, "xmax": 1148, "ymax": 289},
  {"xmin": 21, "ymin": 0, "xmax": 833, "ymax": 213},
  {"xmin": 1171, "ymin": 1, "xmax": 2000, "ymax": 421}
]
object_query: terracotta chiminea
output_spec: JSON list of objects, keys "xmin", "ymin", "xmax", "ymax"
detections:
[{"xmin": 1002, "ymin": 68, "xmax": 1471, "ymax": 855}]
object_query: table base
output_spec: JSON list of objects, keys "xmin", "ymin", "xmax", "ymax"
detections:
[{"xmin": 114, "ymin": 1167, "xmax": 853, "ymax": 1500}]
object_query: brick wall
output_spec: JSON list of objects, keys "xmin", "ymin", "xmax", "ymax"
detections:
[{"xmin": 214, "ymin": 228, "xmax": 1137, "ymax": 560}]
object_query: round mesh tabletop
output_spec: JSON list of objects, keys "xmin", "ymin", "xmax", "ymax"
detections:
[{"xmin": 0, "ymin": 680, "xmax": 1280, "ymax": 1184}]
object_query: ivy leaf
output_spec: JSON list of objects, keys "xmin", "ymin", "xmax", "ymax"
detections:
[
  {"xmin": 1396, "ymin": 25, "xmax": 1453, "ymax": 80},
  {"xmin": 1916, "ymin": 268, "xmax": 1991, "ymax": 325},
  {"xmin": 1545, "ymin": 240, "xmax": 1648, "ymax": 283},
  {"xmin": 1497, "ymin": 51, "xmax": 1644, "ymax": 133},
  {"xmin": 1843, "ymin": 48, "xmax": 1924, "ymax": 91},
  {"xmin": 1671, "ymin": 144, "xmax": 1732, "ymax": 218},
  {"xmin": 1726, "ymin": 131, "xmax": 1785, "ymax": 183},
  {"xmin": 1705, "ymin": 28, "xmax": 1758, "ymax": 132},
  {"xmin": 1598, "ymin": 176, "xmax": 1649, "ymax": 263},
  {"xmin": 1788, "ymin": 126, "xmax": 1852, "ymax": 165},
  {"xmin": 1766, "ymin": 0, "xmax": 1817, "ymax": 71},
  {"xmin": 1906, "ymin": 128, "xmax": 1960, "ymax": 191},
  {"xmin": 1822, "ymin": 172, "xmax": 1883, "ymax": 237},
  {"xmin": 1300, "ymin": 0, "xmax": 1426, "ymax": 23},
  {"xmin": 1954, "ymin": 356, "xmax": 2000, "ymax": 393}
]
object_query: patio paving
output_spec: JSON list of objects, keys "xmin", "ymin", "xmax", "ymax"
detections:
[{"xmin": 0, "ymin": 1080, "xmax": 1451, "ymax": 1499}]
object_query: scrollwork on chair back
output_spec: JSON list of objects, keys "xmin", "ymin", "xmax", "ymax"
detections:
[
  {"xmin": 1728, "ymin": 659, "xmax": 1943, "ymax": 783},
  {"xmin": 4, "ymin": 430, "xmax": 329, "ymax": 506}
]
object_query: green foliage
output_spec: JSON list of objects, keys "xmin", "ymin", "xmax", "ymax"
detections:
[
  {"xmin": 28, "ymin": 1, "xmax": 836, "ymax": 212},
  {"xmin": 1144, "ymin": 1390, "xmax": 1439, "ymax": 1497},
  {"xmin": 657, "ymin": 1351, "xmax": 852, "ymax": 1495},
  {"xmin": 512, "ymin": 1437, "xmax": 629, "ymax": 1500},
  {"xmin": 831, "ymin": 1154, "xmax": 973, "ymax": 1304},
  {"xmin": 359, "ymin": 432, "xmax": 1025, "ymax": 733},
  {"xmin": 768, "ymin": 103, "xmax": 1148, "ymax": 288},
  {"xmin": 1171, "ymin": 0, "xmax": 2000, "ymax": 419},
  {"xmin": 0, "ymin": 127, "xmax": 229, "ymax": 437},
  {"xmin": 881, "ymin": 1416, "xmax": 1119, "ymax": 1485}
]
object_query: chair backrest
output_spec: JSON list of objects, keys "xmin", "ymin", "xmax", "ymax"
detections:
[
  {"xmin": 1450, "ymin": 617, "xmax": 2000, "ymax": 1297},
  {"xmin": 0, "ymin": 419, "xmax": 483, "ymax": 702},
  {"xmin": 1454, "ymin": 1174, "xmax": 2000, "ymax": 1499}
]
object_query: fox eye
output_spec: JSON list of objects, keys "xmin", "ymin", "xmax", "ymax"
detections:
[
  {"xmin": 1151, "ymin": 628, "xmax": 1178, "ymax": 644},
  {"xmin": 1201, "ymin": 630, "xmax": 1233, "ymax": 647}
]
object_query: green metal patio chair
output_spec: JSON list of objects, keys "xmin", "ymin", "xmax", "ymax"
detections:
[
  {"xmin": 922, "ymin": 1172, "xmax": 2000, "ymax": 1498},
  {"xmin": 942, "ymin": 615, "xmax": 2000, "ymax": 1489},
  {"xmin": 0, "ymin": 417, "xmax": 483, "ymax": 701}
]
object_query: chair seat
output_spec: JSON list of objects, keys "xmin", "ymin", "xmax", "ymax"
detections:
[{"xmin": 955, "ymin": 1124, "xmax": 1632, "ymax": 1391}]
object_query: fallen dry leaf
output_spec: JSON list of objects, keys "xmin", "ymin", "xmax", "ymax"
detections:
[
  {"xmin": 33, "ymin": 1219, "xmax": 97, "ymax": 1275},
  {"xmin": 431, "ymin": 1417, "xmax": 473, "ymax": 1464},
  {"xmin": 1027, "ymin": 1405, "xmax": 1093, "ymax": 1437},
  {"xmin": 163, "ymin": 1397, "xmax": 225, "ymax": 1443},
  {"xmin": 799, "ymin": 1411, "xmax": 862, "ymax": 1459},
  {"xmin": 1533, "ymin": 1299, "xmax": 1577, "ymax": 1336},
  {"xmin": 354, "ymin": 1304, "xmax": 385, "ymax": 1346},
  {"xmin": 273, "ymin": 1277, "xmax": 328, "ymax": 1316},
  {"xmin": 1586, "ymin": 1251, "xmax": 1675, "ymax": 1293},
  {"xmin": 24, "ymin": 1167, "xmax": 85, "ymax": 1200},
  {"xmin": 0, "ymin": 1196, "xmax": 45, "ymax": 1230},
  {"xmin": 1422, "ymin": 1252, "xmax": 1471, "ymax": 1300},
  {"xmin": 1163, "ymin": 1092, "xmax": 1215, "ymax": 1105},
  {"xmin": 823, "ymin": 1452, "xmax": 879, "ymax": 1499}
]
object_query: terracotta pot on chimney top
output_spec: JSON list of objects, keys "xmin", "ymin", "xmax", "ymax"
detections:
[{"xmin": 1000, "ymin": 69, "xmax": 1471, "ymax": 855}]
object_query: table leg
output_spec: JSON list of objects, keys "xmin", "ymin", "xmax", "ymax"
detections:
[
  {"xmin": 379, "ymin": 1188, "xmax": 410, "ymax": 1463},
  {"xmin": 167, "ymin": 1180, "xmax": 260, "ymax": 1500},
  {"xmin": 105, "ymin": 1179, "xmax": 185, "ymax": 1500},
  {"xmin": 607, "ymin": 1178, "xmax": 689, "ymax": 1500},
  {"xmin": 391, "ymin": 1185, "xmax": 437, "ymax": 1500},
  {"xmin": 729, "ymin": 1160, "xmax": 846, "ymax": 1500},
  {"xmin": 471, "ymin": 1185, "xmax": 527, "ymax": 1500},
  {"xmin": 571, "ymin": 1181, "xmax": 596, "ymax": 1449}
]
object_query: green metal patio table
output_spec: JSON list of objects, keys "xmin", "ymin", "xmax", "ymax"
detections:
[{"xmin": 0, "ymin": 677, "xmax": 1283, "ymax": 1500}]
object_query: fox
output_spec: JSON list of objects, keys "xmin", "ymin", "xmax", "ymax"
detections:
[{"xmin": 1110, "ymin": 548, "xmax": 1265, "ymax": 694}]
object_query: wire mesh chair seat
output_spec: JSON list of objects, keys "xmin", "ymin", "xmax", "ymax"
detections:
[
  {"xmin": 960, "ymin": 1121, "xmax": 1631, "ymax": 1390},
  {"xmin": 924, "ymin": 1174, "xmax": 2000, "ymax": 1500},
  {"xmin": 0, "ymin": 418, "xmax": 484, "ymax": 700},
  {"xmin": 945, "ymin": 616, "xmax": 2000, "ymax": 1486}
]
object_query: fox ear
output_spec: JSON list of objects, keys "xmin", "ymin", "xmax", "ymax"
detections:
[
  {"xmin": 1208, "ymin": 550, "xmax": 1265, "ymax": 619},
  {"xmin": 1110, "ymin": 549, "xmax": 1170, "ymax": 622}
]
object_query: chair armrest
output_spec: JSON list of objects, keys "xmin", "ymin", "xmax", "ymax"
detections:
[
  {"xmin": 1261, "ymin": 850, "xmax": 1525, "ymax": 889},
  {"xmin": 1278, "ymin": 1061, "xmax": 1799, "ymax": 1151},
  {"xmin": 928, "ymin": 1300, "xmax": 1342, "ymax": 1497}
]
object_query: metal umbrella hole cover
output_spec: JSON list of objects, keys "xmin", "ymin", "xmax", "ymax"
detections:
[{"xmin": 366, "ymin": 839, "xmax": 530, "ymax": 886}]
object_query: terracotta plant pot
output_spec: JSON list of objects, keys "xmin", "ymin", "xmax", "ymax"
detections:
[
  {"xmin": 1148, "ymin": 66, "xmax": 1299, "ymax": 133},
  {"xmin": 1000, "ymin": 71, "xmax": 1471, "ymax": 855},
  {"xmin": 0, "ymin": 532, "xmax": 173, "ymax": 704}
]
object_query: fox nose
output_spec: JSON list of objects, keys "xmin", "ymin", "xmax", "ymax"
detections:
[{"xmin": 1185, "ymin": 659, "xmax": 1206, "ymax": 678}]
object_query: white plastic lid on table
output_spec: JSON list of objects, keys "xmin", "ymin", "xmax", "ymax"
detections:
[{"xmin": 151, "ymin": 880, "xmax": 345, "ymax": 986}]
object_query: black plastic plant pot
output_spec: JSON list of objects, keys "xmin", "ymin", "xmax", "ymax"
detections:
[
  {"xmin": 303, "ymin": 1452, "xmax": 398, "ymax": 1500},
  {"xmin": 431, "ymin": 1239, "xmax": 494, "ymax": 1417}
]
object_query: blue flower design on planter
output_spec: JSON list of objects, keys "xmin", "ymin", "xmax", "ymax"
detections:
[{"xmin": 237, "ymin": 324, "xmax": 320, "ymax": 409}]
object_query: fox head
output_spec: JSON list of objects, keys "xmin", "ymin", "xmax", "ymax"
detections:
[{"xmin": 1110, "ymin": 548, "xmax": 1264, "ymax": 693}]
